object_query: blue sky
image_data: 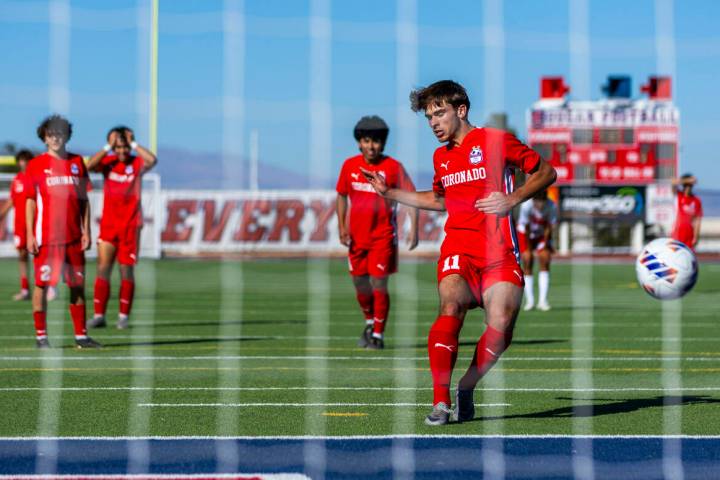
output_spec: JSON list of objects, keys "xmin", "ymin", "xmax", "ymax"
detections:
[{"xmin": 1, "ymin": 0, "xmax": 720, "ymax": 189}]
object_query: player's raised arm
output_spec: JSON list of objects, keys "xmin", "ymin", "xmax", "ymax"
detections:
[
  {"xmin": 360, "ymin": 167, "xmax": 445, "ymax": 211},
  {"xmin": 87, "ymin": 130, "xmax": 120, "ymax": 172},
  {"xmin": 126, "ymin": 129, "xmax": 157, "ymax": 171}
]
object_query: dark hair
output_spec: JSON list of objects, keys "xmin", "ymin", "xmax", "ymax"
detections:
[
  {"xmin": 353, "ymin": 116, "xmax": 389, "ymax": 143},
  {"xmin": 15, "ymin": 149, "xmax": 34, "ymax": 163},
  {"xmin": 107, "ymin": 125, "xmax": 131, "ymax": 142},
  {"xmin": 410, "ymin": 80, "xmax": 470, "ymax": 113},
  {"xmin": 680, "ymin": 172, "xmax": 694, "ymax": 180},
  {"xmin": 36, "ymin": 114, "xmax": 72, "ymax": 142}
]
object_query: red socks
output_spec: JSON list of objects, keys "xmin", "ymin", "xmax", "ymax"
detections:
[
  {"xmin": 119, "ymin": 280, "xmax": 135, "ymax": 316},
  {"xmin": 69, "ymin": 304, "xmax": 87, "ymax": 337},
  {"xmin": 472, "ymin": 324, "xmax": 514, "ymax": 379},
  {"xmin": 355, "ymin": 291, "xmax": 374, "ymax": 323},
  {"xmin": 21, "ymin": 276, "xmax": 29, "ymax": 291},
  {"xmin": 372, "ymin": 289, "xmax": 390, "ymax": 336},
  {"xmin": 428, "ymin": 315, "xmax": 463, "ymax": 405},
  {"xmin": 33, "ymin": 311, "xmax": 47, "ymax": 339},
  {"xmin": 94, "ymin": 277, "xmax": 110, "ymax": 316}
]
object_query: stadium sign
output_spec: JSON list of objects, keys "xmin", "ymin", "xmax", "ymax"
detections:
[{"xmin": 559, "ymin": 186, "xmax": 646, "ymax": 223}]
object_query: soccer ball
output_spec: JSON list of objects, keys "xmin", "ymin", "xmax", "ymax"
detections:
[{"xmin": 636, "ymin": 238, "xmax": 698, "ymax": 300}]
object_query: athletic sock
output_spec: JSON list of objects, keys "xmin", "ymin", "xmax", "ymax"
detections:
[
  {"xmin": 372, "ymin": 289, "xmax": 390, "ymax": 336},
  {"xmin": 94, "ymin": 277, "xmax": 110, "ymax": 316},
  {"xmin": 428, "ymin": 315, "xmax": 462, "ymax": 406},
  {"xmin": 538, "ymin": 271, "xmax": 550, "ymax": 304},
  {"xmin": 355, "ymin": 291, "xmax": 374, "ymax": 323},
  {"xmin": 523, "ymin": 275, "xmax": 534, "ymax": 304},
  {"xmin": 119, "ymin": 280, "xmax": 135, "ymax": 316},
  {"xmin": 69, "ymin": 304, "xmax": 87, "ymax": 338},
  {"xmin": 20, "ymin": 276, "xmax": 29, "ymax": 291},
  {"xmin": 472, "ymin": 324, "xmax": 514, "ymax": 379},
  {"xmin": 33, "ymin": 311, "xmax": 47, "ymax": 338}
]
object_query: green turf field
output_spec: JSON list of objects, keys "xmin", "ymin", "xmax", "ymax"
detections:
[{"xmin": 0, "ymin": 258, "xmax": 719, "ymax": 437}]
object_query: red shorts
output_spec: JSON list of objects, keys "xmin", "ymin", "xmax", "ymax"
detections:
[
  {"xmin": 348, "ymin": 240, "xmax": 397, "ymax": 278},
  {"xmin": 437, "ymin": 253, "xmax": 523, "ymax": 306},
  {"xmin": 99, "ymin": 224, "xmax": 141, "ymax": 265},
  {"xmin": 14, "ymin": 231, "xmax": 27, "ymax": 250},
  {"xmin": 34, "ymin": 241, "xmax": 85, "ymax": 288},
  {"xmin": 517, "ymin": 232, "xmax": 553, "ymax": 253}
]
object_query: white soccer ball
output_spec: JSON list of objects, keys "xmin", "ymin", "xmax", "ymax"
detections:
[{"xmin": 636, "ymin": 238, "xmax": 698, "ymax": 300}]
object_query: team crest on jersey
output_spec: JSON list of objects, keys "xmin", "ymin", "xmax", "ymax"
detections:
[
  {"xmin": 469, "ymin": 146, "xmax": 484, "ymax": 165},
  {"xmin": 125, "ymin": 165, "xmax": 134, "ymax": 174},
  {"xmin": 70, "ymin": 164, "xmax": 79, "ymax": 175}
]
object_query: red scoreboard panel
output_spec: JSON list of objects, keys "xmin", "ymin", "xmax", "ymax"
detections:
[{"xmin": 527, "ymin": 76, "xmax": 678, "ymax": 185}]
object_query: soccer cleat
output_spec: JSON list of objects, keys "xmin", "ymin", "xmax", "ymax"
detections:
[
  {"xmin": 366, "ymin": 336, "xmax": 384, "ymax": 350},
  {"xmin": 523, "ymin": 301, "xmax": 534, "ymax": 311},
  {"xmin": 357, "ymin": 325, "xmax": 373, "ymax": 348},
  {"xmin": 13, "ymin": 290, "xmax": 30, "ymax": 301},
  {"xmin": 424, "ymin": 402, "xmax": 453, "ymax": 426},
  {"xmin": 454, "ymin": 389, "xmax": 475, "ymax": 423},
  {"xmin": 536, "ymin": 301, "xmax": 551, "ymax": 311},
  {"xmin": 117, "ymin": 315, "xmax": 129, "ymax": 330},
  {"xmin": 88, "ymin": 315, "xmax": 106, "ymax": 328},
  {"xmin": 36, "ymin": 338, "xmax": 51, "ymax": 349},
  {"xmin": 75, "ymin": 336, "xmax": 102, "ymax": 349}
]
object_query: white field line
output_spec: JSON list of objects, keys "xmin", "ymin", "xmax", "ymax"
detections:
[
  {"xmin": 0, "ymin": 355, "xmax": 718, "ymax": 362},
  {"xmin": 1, "ymin": 386, "xmax": 718, "ymax": 393},
  {"xmin": 2, "ymin": 434, "xmax": 720, "ymax": 440},
  {"xmin": 136, "ymin": 402, "xmax": 511, "ymax": 408},
  {"xmin": 1, "ymin": 334, "xmax": 719, "ymax": 342}
]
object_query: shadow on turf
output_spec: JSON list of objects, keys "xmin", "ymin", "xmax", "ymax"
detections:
[
  {"xmin": 149, "ymin": 319, "xmax": 308, "ymax": 328},
  {"xmin": 462, "ymin": 395, "xmax": 720, "ymax": 423},
  {"xmin": 61, "ymin": 336, "xmax": 272, "ymax": 349}
]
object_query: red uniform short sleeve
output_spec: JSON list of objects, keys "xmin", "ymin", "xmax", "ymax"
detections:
[
  {"xmin": 504, "ymin": 132, "xmax": 541, "ymax": 174},
  {"xmin": 23, "ymin": 163, "xmax": 38, "ymax": 200},
  {"xmin": 336, "ymin": 162, "xmax": 349, "ymax": 195},
  {"xmin": 697, "ymin": 198, "xmax": 704, "ymax": 218}
]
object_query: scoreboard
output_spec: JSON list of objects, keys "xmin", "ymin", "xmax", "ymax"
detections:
[{"xmin": 526, "ymin": 75, "xmax": 678, "ymax": 185}]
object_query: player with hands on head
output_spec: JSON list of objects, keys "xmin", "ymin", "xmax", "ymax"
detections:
[
  {"xmin": 516, "ymin": 190, "xmax": 557, "ymax": 311},
  {"xmin": 671, "ymin": 173, "xmax": 702, "ymax": 251},
  {"xmin": 25, "ymin": 115, "xmax": 100, "ymax": 349},
  {"xmin": 362, "ymin": 80, "xmax": 556, "ymax": 425},
  {"xmin": 87, "ymin": 126, "xmax": 157, "ymax": 330},
  {"xmin": 0, "ymin": 149, "xmax": 34, "ymax": 300},
  {"xmin": 336, "ymin": 115, "xmax": 419, "ymax": 350}
]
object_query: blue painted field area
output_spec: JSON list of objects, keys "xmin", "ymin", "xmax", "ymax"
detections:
[{"xmin": 1, "ymin": 436, "xmax": 719, "ymax": 479}]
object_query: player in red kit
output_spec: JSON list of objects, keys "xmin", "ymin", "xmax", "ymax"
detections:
[
  {"xmin": 671, "ymin": 173, "xmax": 702, "ymax": 251},
  {"xmin": 25, "ymin": 115, "xmax": 101, "ymax": 349},
  {"xmin": 362, "ymin": 81, "xmax": 556, "ymax": 424},
  {"xmin": 336, "ymin": 116, "xmax": 418, "ymax": 349},
  {"xmin": 517, "ymin": 190, "xmax": 557, "ymax": 311},
  {"xmin": 87, "ymin": 126, "xmax": 157, "ymax": 330},
  {"xmin": 0, "ymin": 150, "xmax": 34, "ymax": 300}
]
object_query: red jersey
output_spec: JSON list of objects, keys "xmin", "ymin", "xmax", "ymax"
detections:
[
  {"xmin": 336, "ymin": 155, "xmax": 415, "ymax": 248},
  {"xmin": 432, "ymin": 128, "xmax": 541, "ymax": 264},
  {"xmin": 672, "ymin": 192, "xmax": 702, "ymax": 247},
  {"xmin": 10, "ymin": 171, "xmax": 28, "ymax": 237},
  {"xmin": 24, "ymin": 153, "xmax": 90, "ymax": 246},
  {"xmin": 98, "ymin": 155, "xmax": 145, "ymax": 228}
]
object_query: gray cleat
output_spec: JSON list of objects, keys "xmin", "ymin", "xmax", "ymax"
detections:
[
  {"xmin": 75, "ymin": 336, "xmax": 103, "ymax": 349},
  {"xmin": 88, "ymin": 315, "xmax": 106, "ymax": 328},
  {"xmin": 454, "ymin": 389, "xmax": 475, "ymax": 423},
  {"xmin": 36, "ymin": 338, "xmax": 51, "ymax": 349},
  {"xmin": 366, "ymin": 336, "xmax": 384, "ymax": 350},
  {"xmin": 424, "ymin": 402, "xmax": 452, "ymax": 426},
  {"xmin": 357, "ymin": 325, "xmax": 373, "ymax": 347},
  {"xmin": 116, "ymin": 315, "xmax": 129, "ymax": 330}
]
